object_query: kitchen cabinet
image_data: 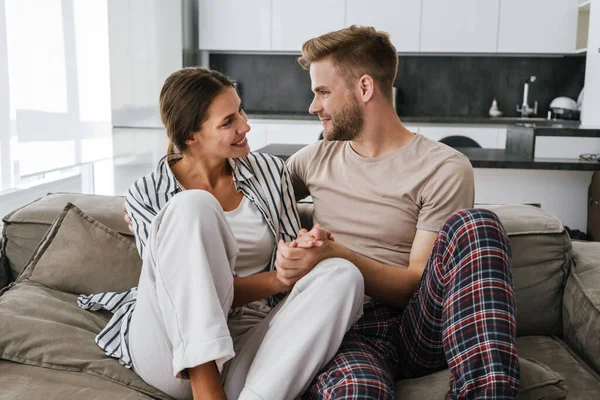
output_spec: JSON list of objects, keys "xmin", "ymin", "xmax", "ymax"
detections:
[
  {"xmin": 246, "ymin": 122, "xmax": 268, "ymax": 151},
  {"xmin": 108, "ymin": 0, "xmax": 182, "ymax": 128},
  {"xmin": 264, "ymin": 121, "xmax": 323, "ymax": 145},
  {"xmin": 345, "ymin": 0, "xmax": 421, "ymax": 52},
  {"xmin": 419, "ymin": 126, "xmax": 503, "ymax": 149},
  {"xmin": 420, "ymin": 0, "xmax": 500, "ymax": 53},
  {"xmin": 497, "ymin": 0, "xmax": 578, "ymax": 53},
  {"xmin": 198, "ymin": 0, "xmax": 271, "ymax": 51},
  {"xmin": 271, "ymin": 0, "xmax": 346, "ymax": 52}
]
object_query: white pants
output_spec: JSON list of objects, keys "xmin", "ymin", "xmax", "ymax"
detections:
[{"xmin": 128, "ymin": 190, "xmax": 364, "ymax": 400}]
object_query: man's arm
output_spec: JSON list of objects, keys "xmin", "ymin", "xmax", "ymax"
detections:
[
  {"xmin": 333, "ymin": 229, "xmax": 438, "ymax": 308},
  {"xmin": 285, "ymin": 144, "xmax": 314, "ymax": 202},
  {"xmin": 276, "ymin": 228, "xmax": 436, "ymax": 308}
]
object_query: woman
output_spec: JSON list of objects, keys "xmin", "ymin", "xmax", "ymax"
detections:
[{"xmin": 78, "ymin": 67, "xmax": 364, "ymax": 400}]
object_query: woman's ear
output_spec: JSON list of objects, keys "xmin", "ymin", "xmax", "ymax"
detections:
[{"xmin": 185, "ymin": 131, "xmax": 200, "ymax": 146}]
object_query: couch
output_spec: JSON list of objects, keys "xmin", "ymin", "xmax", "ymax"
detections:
[{"xmin": 0, "ymin": 192, "xmax": 599, "ymax": 400}]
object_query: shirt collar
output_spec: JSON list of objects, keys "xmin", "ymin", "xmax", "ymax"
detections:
[{"xmin": 155, "ymin": 154, "xmax": 254, "ymax": 195}]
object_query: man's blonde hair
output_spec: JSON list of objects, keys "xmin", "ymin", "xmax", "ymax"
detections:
[{"xmin": 298, "ymin": 25, "xmax": 398, "ymax": 99}]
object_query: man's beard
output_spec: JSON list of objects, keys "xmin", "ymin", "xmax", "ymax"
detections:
[{"xmin": 323, "ymin": 96, "xmax": 364, "ymax": 141}]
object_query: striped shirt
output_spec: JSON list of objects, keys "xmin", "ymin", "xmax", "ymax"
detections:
[{"xmin": 77, "ymin": 152, "xmax": 302, "ymax": 368}]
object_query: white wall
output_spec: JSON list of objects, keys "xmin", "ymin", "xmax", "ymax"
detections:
[{"xmin": 582, "ymin": 0, "xmax": 599, "ymax": 125}]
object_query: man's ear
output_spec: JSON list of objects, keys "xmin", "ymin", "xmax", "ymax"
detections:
[{"xmin": 357, "ymin": 74, "xmax": 375, "ymax": 103}]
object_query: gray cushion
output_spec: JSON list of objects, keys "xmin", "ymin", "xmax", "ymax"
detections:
[
  {"xmin": 563, "ymin": 240, "xmax": 600, "ymax": 375},
  {"xmin": 517, "ymin": 336, "xmax": 600, "ymax": 400},
  {"xmin": 394, "ymin": 356, "xmax": 567, "ymax": 400},
  {"xmin": 1, "ymin": 193, "xmax": 133, "ymax": 283},
  {"xmin": 300, "ymin": 202, "xmax": 571, "ymax": 337},
  {"xmin": 0, "ymin": 282, "xmax": 173, "ymax": 400},
  {"xmin": 16, "ymin": 203, "xmax": 141, "ymax": 295},
  {"xmin": 484, "ymin": 205, "xmax": 571, "ymax": 337},
  {"xmin": 0, "ymin": 360, "xmax": 153, "ymax": 400}
]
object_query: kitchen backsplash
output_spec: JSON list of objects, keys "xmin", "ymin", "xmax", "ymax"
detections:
[{"xmin": 209, "ymin": 54, "xmax": 585, "ymax": 118}]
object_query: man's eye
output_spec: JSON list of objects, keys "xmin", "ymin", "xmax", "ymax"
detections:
[{"xmin": 223, "ymin": 119, "xmax": 232, "ymax": 127}]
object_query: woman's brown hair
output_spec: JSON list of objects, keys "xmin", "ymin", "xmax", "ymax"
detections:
[{"xmin": 160, "ymin": 67, "xmax": 233, "ymax": 154}]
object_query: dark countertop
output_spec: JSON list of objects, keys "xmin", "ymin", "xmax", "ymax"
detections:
[
  {"xmin": 256, "ymin": 143, "xmax": 600, "ymax": 171},
  {"xmin": 246, "ymin": 112, "xmax": 582, "ymax": 127},
  {"xmin": 509, "ymin": 123, "xmax": 600, "ymax": 137}
]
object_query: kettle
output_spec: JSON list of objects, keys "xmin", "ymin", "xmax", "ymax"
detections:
[{"xmin": 549, "ymin": 96, "xmax": 580, "ymax": 120}]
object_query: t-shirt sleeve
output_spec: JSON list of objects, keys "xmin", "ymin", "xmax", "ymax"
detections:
[
  {"xmin": 417, "ymin": 155, "xmax": 475, "ymax": 232},
  {"xmin": 285, "ymin": 144, "xmax": 313, "ymax": 202}
]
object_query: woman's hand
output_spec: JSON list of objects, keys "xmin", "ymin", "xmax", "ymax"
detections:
[{"xmin": 289, "ymin": 225, "xmax": 334, "ymax": 249}]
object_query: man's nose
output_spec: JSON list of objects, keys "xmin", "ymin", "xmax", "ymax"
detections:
[{"xmin": 309, "ymin": 97, "xmax": 322, "ymax": 115}]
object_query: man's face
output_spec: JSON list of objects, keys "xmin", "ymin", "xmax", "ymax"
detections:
[{"xmin": 308, "ymin": 59, "xmax": 364, "ymax": 141}]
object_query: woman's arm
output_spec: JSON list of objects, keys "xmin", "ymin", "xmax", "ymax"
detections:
[
  {"xmin": 125, "ymin": 176, "xmax": 158, "ymax": 258},
  {"xmin": 232, "ymin": 271, "xmax": 291, "ymax": 308}
]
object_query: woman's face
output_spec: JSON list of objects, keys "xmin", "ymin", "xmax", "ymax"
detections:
[{"xmin": 187, "ymin": 86, "xmax": 250, "ymax": 159}]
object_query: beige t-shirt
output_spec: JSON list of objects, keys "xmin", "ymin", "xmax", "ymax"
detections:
[{"xmin": 287, "ymin": 134, "xmax": 475, "ymax": 268}]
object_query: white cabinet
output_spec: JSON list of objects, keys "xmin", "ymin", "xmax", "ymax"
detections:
[
  {"xmin": 420, "ymin": 126, "xmax": 502, "ymax": 149},
  {"xmin": 420, "ymin": 0, "xmax": 500, "ymax": 53},
  {"xmin": 198, "ymin": 0, "xmax": 271, "ymax": 51},
  {"xmin": 246, "ymin": 121, "xmax": 268, "ymax": 151},
  {"xmin": 108, "ymin": 0, "xmax": 182, "ymax": 128},
  {"xmin": 497, "ymin": 0, "xmax": 578, "ymax": 53},
  {"xmin": 265, "ymin": 121, "xmax": 323, "ymax": 145},
  {"xmin": 346, "ymin": 0, "xmax": 422, "ymax": 52},
  {"xmin": 271, "ymin": 0, "xmax": 346, "ymax": 52}
]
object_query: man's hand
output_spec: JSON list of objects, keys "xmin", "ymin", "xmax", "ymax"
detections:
[
  {"xmin": 289, "ymin": 224, "xmax": 335, "ymax": 249},
  {"xmin": 123, "ymin": 202, "xmax": 134, "ymax": 234},
  {"xmin": 275, "ymin": 227, "xmax": 336, "ymax": 287}
]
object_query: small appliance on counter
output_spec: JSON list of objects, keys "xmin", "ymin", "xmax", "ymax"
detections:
[
  {"xmin": 549, "ymin": 96, "xmax": 580, "ymax": 120},
  {"xmin": 489, "ymin": 98, "xmax": 503, "ymax": 117}
]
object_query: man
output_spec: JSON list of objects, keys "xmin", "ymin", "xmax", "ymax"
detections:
[{"xmin": 275, "ymin": 26, "xmax": 519, "ymax": 399}]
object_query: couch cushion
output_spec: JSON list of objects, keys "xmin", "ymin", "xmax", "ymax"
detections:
[
  {"xmin": 395, "ymin": 335, "xmax": 600, "ymax": 399},
  {"xmin": 563, "ymin": 240, "xmax": 600, "ymax": 375},
  {"xmin": 485, "ymin": 205, "xmax": 571, "ymax": 337},
  {"xmin": 16, "ymin": 203, "xmax": 141, "ymax": 295},
  {"xmin": 300, "ymin": 202, "xmax": 571, "ymax": 337},
  {"xmin": 395, "ymin": 355, "xmax": 567, "ymax": 400},
  {"xmin": 1, "ymin": 193, "xmax": 133, "ymax": 282},
  {"xmin": 0, "ymin": 281, "xmax": 174, "ymax": 400},
  {"xmin": 517, "ymin": 336, "xmax": 600, "ymax": 400},
  {"xmin": 0, "ymin": 360, "xmax": 153, "ymax": 400}
]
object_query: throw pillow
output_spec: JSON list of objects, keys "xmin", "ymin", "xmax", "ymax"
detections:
[{"xmin": 16, "ymin": 202, "xmax": 142, "ymax": 295}]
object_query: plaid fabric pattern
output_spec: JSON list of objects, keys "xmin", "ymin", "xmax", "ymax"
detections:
[{"xmin": 305, "ymin": 209, "xmax": 519, "ymax": 400}]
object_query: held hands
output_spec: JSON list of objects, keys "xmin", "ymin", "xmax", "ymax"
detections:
[{"xmin": 275, "ymin": 224, "xmax": 335, "ymax": 288}]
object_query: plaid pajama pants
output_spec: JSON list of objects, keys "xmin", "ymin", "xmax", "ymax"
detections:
[{"xmin": 304, "ymin": 209, "xmax": 520, "ymax": 400}]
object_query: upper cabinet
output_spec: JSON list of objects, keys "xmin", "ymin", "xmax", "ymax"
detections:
[
  {"xmin": 497, "ymin": 0, "xmax": 578, "ymax": 53},
  {"xmin": 420, "ymin": 0, "xmax": 500, "ymax": 53},
  {"xmin": 346, "ymin": 0, "xmax": 422, "ymax": 52},
  {"xmin": 198, "ymin": 0, "xmax": 271, "ymax": 51},
  {"xmin": 198, "ymin": 0, "xmax": 581, "ymax": 55},
  {"xmin": 271, "ymin": 0, "xmax": 346, "ymax": 52}
]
